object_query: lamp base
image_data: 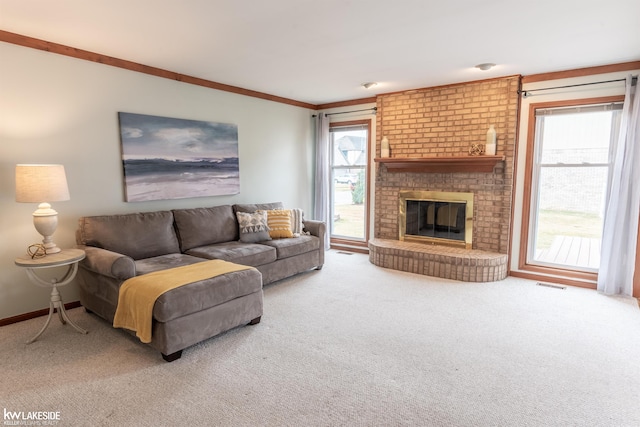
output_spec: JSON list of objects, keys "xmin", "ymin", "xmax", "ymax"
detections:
[
  {"xmin": 33, "ymin": 203, "xmax": 62, "ymax": 255},
  {"xmin": 41, "ymin": 241, "xmax": 62, "ymax": 254}
]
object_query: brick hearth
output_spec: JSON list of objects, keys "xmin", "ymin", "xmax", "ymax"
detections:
[{"xmin": 369, "ymin": 238, "xmax": 508, "ymax": 282}]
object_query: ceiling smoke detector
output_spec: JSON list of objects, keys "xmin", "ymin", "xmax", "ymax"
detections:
[
  {"xmin": 362, "ymin": 82, "xmax": 378, "ymax": 89},
  {"xmin": 475, "ymin": 63, "xmax": 496, "ymax": 71}
]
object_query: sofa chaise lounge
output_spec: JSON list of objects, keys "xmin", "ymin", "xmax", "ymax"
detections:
[{"xmin": 75, "ymin": 202, "xmax": 325, "ymax": 361}]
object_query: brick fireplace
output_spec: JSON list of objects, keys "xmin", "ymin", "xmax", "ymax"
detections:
[{"xmin": 369, "ymin": 76, "xmax": 520, "ymax": 281}]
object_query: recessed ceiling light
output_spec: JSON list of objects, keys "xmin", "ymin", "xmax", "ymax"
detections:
[
  {"xmin": 362, "ymin": 82, "xmax": 378, "ymax": 89},
  {"xmin": 475, "ymin": 63, "xmax": 496, "ymax": 71}
]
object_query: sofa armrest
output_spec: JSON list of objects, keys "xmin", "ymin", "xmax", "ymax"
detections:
[
  {"xmin": 302, "ymin": 220, "xmax": 326, "ymax": 268},
  {"xmin": 302, "ymin": 219, "xmax": 325, "ymax": 237},
  {"xmin": 302, "ymin": 220, "xmax": 326, "ymax": 252},
  {"xmin": 78, "ymin": 245, "xmax": 136, "ymax": 280}
]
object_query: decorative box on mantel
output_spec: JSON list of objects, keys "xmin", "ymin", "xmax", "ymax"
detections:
[{"xmin": 374, "ymin": 155, "xmax": 505, "ymax": 173}]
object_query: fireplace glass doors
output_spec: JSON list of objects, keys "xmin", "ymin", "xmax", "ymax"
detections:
[{"xmin": 399, "ymin": 191, "xmax": 473, "ymax": 249}]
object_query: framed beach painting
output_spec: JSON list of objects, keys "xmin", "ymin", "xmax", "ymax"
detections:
[{"xmin": 118, "ymin": 112, "xmax": 240, "ymax": 202}]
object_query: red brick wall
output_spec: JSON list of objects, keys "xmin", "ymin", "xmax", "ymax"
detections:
[{"xmin": 374, "ymin": 76, "xmax": 520, "ymax": 253}]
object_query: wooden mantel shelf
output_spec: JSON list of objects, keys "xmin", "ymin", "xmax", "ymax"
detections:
[{"xmin": 374, "ymin": 155, "xmax": 505, "ymax": 173}]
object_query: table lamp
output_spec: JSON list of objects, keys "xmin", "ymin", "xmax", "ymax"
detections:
[{"xmin": 15, "ymin": 164, "xmax": 70, "ymax": 254}]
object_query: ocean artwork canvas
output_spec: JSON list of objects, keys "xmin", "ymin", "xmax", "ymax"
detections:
[{"xmin": 118, "ymin": 112, "xmax": 240, "ymax": 202}]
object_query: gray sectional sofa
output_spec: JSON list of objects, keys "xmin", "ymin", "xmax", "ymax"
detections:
[{"xmin": 75, "ymin": 202, "xmax": 325, "ymax": 361}]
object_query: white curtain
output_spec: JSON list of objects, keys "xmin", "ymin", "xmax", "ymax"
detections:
[
  {"xmin": 314, "ymin": 113, "xmax": 331, "ymax": 249},
  {"xmin": 597, "ymin": 75, "xmax": 640, "ymax": 296}
]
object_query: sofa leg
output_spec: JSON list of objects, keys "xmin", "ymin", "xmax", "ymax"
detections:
[
  {"xmin": 249, "ymin": 316, "xmax": 261, "ymax": 325},
  {"xmin": 162, "ymin": 350, "xmax": 183, "ymax": 362},
  {"xmin": 315, "ymin": 265, "xmax": 323, "ymax": 270}
]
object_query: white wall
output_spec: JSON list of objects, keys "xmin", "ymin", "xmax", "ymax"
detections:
[
  {"xmin": 0, "ymin": 42, "xmax": 315, "ymax": 319},
  {"xmin": 511, "ymin": 69, "xmax": 640, "ymax": 280}
]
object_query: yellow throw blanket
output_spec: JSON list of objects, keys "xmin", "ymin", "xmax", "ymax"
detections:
[{"xmin": 113, "ymin": 260, "xmax": 253, "ymax": 343}]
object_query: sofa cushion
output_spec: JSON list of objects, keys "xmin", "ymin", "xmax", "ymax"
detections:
[
  {"xmin": 173, "ymin": 205, "xmax": 239, "ymax": 251},
  {"xmin": 185, "ymin": 241, "xmax": 277, "ymax": 267},
  {"xmin": 233, "ymin": 201, "xmax": 284, "ymax": 214},
  {"xmin": 135, "ymin": 253, "xmax": 205, "ymax": 276},
  {"xmin": 236, "ymin": 211, "xmax": 271, "ymax": 243},
  {"xmin": 153, "ymin": 267, "xmax": 262, "ymax": 323},
  {"xmin": 259, "ymin": 235, "xmax": 319, "ymax": 260},
  {"xmin": 77, "ymin": 211, "xmax": 180, "ymax": 260}
]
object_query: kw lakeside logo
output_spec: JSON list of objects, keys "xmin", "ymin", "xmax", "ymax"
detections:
[{"xmin": 3, "ymin": 408, "xmax": 60, "ymax": 426}]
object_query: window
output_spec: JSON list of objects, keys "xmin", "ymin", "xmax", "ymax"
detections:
[
  {"xmin": 329, "ymin": 120, "xmax": 370, "ymax": 246},
  {"xmin": 521, "ymin": 98, "xmax": 623, "ymax": 276}
]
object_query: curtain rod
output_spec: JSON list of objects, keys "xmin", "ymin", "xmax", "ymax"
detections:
[
  {"xmin": 518, "ymin": 75, "xmax": 637, "ymax": 97},
  {"xmin": 313, "ymin": 107, "xmax": 377, "ymax": 117}
]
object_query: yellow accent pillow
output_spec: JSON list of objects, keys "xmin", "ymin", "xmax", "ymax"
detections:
[{"xmin": 264, "ymin": 209, "xmax": 293, "ymax": 239}]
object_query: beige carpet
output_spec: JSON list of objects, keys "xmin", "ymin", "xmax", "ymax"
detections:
[{"xmin": 2, "ymin": 250, "xmax": 640, "ymax": 427}]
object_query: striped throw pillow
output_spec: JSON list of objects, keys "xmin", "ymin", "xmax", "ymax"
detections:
[
  {"xmin": 264, "ymin": 209, "xmax": 293, "ymax": 239},
  {"xmin": 290, "ymin": 208, "xmax": 305, "ymax": 236}
]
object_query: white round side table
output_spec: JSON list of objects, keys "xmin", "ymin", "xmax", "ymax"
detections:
[{"xmin": 15, "ymin": 248, "xmax": 88, "ymax": 344}]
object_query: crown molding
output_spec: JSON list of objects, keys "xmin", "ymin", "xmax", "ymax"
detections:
[{"xmin": 0, "ymin": 30, "xmax": 317, "ymax": 110}]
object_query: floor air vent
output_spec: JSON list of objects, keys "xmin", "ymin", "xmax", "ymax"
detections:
[{"xmin": 536, "ymin": 282, "xmax": 566, "ymax": 290}]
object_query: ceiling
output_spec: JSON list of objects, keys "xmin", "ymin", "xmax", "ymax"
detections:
[{"xmin": 1, "ymin": 0, "xmax": 639, "ymax": 106}]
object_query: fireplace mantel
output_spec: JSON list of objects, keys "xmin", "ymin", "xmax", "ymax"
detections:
[{"xmin": 374, "ymin": 155, "xmax": 505, "ymax": 173}]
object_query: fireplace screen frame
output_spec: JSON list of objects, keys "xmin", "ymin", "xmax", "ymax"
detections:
[{"xmin": 399, "ymin": 190, "xmax": 474, "ymax": 249}]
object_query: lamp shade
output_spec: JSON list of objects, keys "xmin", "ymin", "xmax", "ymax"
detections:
[{"xmin": 15, "ymin": 164, "xmax": 70, "ymax": 203}]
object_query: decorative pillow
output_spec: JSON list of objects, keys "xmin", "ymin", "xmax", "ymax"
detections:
[
  {"xmin": 290, "ymin": 208, "xmax": 305, "ymax": 237},
  {"xmin": 236, "ymin": 211, "xmax": 271, "ymax": 243},
  {"xmin": 264, "ymin": 209, "xmax": 294, "ymax": 239}
]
